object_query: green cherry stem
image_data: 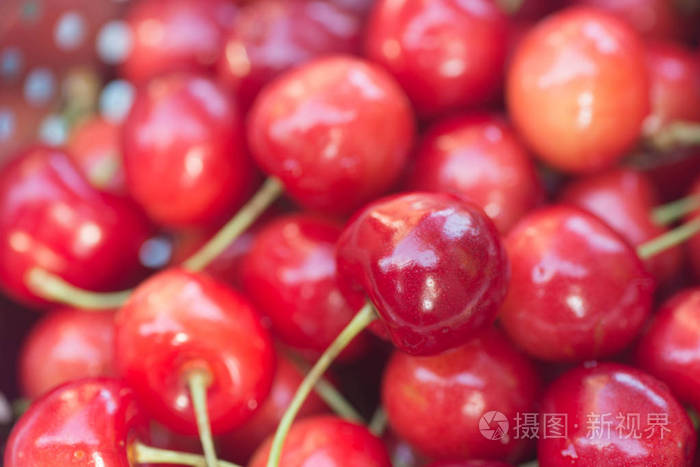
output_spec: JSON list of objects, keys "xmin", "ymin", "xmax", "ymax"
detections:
[
  {"xmin": 130, "ymin": 441, "xmax": 240, "ymax": 467},
  {"xmin": 26, "ymin": 268, "xmax": 131, "ymax": 310},
  {"xmin": 651, "ymin": 194, "xmax": 700, "ymax": 225},
  {"xmin": 266, "ymin": 303, "xmax": 377, "ymax": 467},
  {"xmin": 368, "ymin": 406, "xmax": 388, "ymax": 437},
  {"xmin": 187, "ymin": 370, "xmax": 219, "ymax": 467},
  {"xmin": 637, "ymin": 217, "xmax": 700, "ymax": 260},
  {"xmin": 497, "ymin": 0, "xmax": 524, "ymax": 14},
  {"xmin": 650, "ymin": 121, "xmax": 700, "ymax": 152}
]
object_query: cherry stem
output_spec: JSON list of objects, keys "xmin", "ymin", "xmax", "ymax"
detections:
[
  {"xmin": 285, "ymin": 351, "xmax": 364, "ymax": 423},
  {"xmin": 368, "ymin": 406, "xmax": 387, "ymax": 437},
  {"xmin": 266, "ymin": 303, "xmax": 377, "ymax": 467},
  {"xmin": 131, "ymin": 441, "xmax": 240, "ymax": 467},
  {"xmin": 650, "ymin": 121, "xmax": 700, "ymax": 151},
  {"xmin": 652, "ymin": 194, "xmax": 700, "ymax": 225},
  {"xmin": 187, "ymin": 370, "xmax": 219, "ymax": 467},
  {"xmin": 26, "ymin": 268, "xmax": 131, "ymax": 310},
  {"xmin": 183, "ymin": 177, "xmax": 284, "ymax": 271},
  {"xmin": 497, "ymin": 0, "xmax": 524, "ymax": 14},
  {"xmin": 637, "ymin": 217, "xmax": 700, "ymax": 260}
]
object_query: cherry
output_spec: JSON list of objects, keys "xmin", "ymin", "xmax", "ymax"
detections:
[
  {"xmin": 426, "ymin": 461, "xmax": 514, "ymax": 467},
  {"xmin": 121, "ymin": 0, "xmax": 239, "ymax": 83},
  {"xmin": 538, "ymin": 362, "xmax": 695, "ymax": 466},
  {"xmin": 337, "ymin": 192, "xmax": 509, "ymax": 356},
  {"xmin": 0, "ymin": 146, "xmax": 151, "ymax": 307},
  {"xmin": 507, "ymin": 7, "xmax": 649, "ymax": 173},
  {"xmin": 642, "ymin": 41, "xmax": 700, "ymax": 138},
  {"xmin": 499, "ymin": 205, "xmax": 654, "ymax": 362},
  {"xmin": 0, "ymin": 89, "xmax": 54, "ymax": 164},
  {"xmin": 560, "ymin": 168, "xmax": 682, "ymax": 285},
  {"xmin": 218, "ymin": 0, "xmax": 364, "ymax": 110},
  {"xmin": 364, "ymin": 0, "xmax": 509, "ymax": 117},
  {"xmin": 19, "ymin": 308, "xmax": 116, "ymax": 399},
  {"xmin": 122, "ymin": 73, "xmax": 255, "ymax": 228},
  {"xmin": 67, "ymin": 116, "xmax": 125, "ymax": 195},
  {"xmin": 217, "ymin": 354, "xmax": 329, "ymax": 463},
  {"xmin": 248, "ymin": 55, "xmax": 415, "ymax": 214},
  {"xmin": 637, "ymin": 288, "xmax": 700, "ymax": 412},
  {"xmin": 382, "ymin": 327, "xmax": 539, "ymax": 463},
  {"xmin": 249, "ymin": 415, "xmax": 391, "ymax": 467},
  {"xmin": 407, "ymin": 113, "xmax": 543, "ymax": 234},
  {"xmin": 242, "ymin": 213, "xmax": 370, "ymax": 361},
  {"xmin": 4, "ymin": 378, "xmax": 148, "ymax": 467}
]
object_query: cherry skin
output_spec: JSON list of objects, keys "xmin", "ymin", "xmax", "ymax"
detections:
[
  {"xmin": 0, "ymin": 146, "xmax": 151, "ymax": 306},
  {"xmin": 218, "ymin": 0, "xmax": 363, "ymax": 110},
  {"xmin": 336, "ymin": 192, "xmax": 509, "ymax": 356},
  {"xmin": 365, "ymin": 0, "xmax": 509, "ymax": 117},
  {"xmin": 122, "ymin": 73, "xmax": 255, "ymax": 228},
  {"xmin": 249, "ymin": 415, "xmax": 391, "ymax": 467},
  {"xmin": 407, "ymin": 113, "xmax": 543, "ymax": 234},
  {"xmin": 637, "ymin": 288, "xmax": 700, "ymax": 412},
  {"xmin": 217, "ymin": 354, "xmax": 328, "ymax": 463},
  {"xmin": 67, "ymin": 116, "xmax": 126, "ymax": 195},
  {"xmin": 121, "ymin": 0, "xmax": 239, "ymax": 83},
  {"xmin": 19, "ymin": 308, "xmax": 117, "ymax": 399},
  {"xmin": 560, "ymin": 168, "xmax": 682, "ymax": 285},
  {"xmin": 114, "ymin": 268, "xmax": 275, "ymax": 435},
  {"xmin": 642, "ymin": 41, "xmax": 700, "ymax": 137},
  {"xmin": 507, "ymin": 7, "xmax": 649, "ymax": 173},
  {"xmin": 538, "ymin": 363, "xmax": 695, "ymax": 466},
  {"xmin": 499, "ymin": 205, "xmax": 655, "ymax": 362},
  {"xmin": 426, "ymin": 461, "xmax": 514, "ymax": 467},
  {"xmin": 242, "ymin": 213, "xmax": 370, "ymax": 361},
  {"xmin": 382, "ymin": 327, "xmax": 539, "ymax": 462},
  {"xmin": 4, "ymin": 378, "xmax": 148, "ymax": 467},
  {"xmin": 248, "ymin": 55, "xmax": 415, "ymax": 214}
]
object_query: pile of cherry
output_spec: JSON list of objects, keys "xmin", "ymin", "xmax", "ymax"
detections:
[{"xmin": 2, "ymin": 0, "xmax": 700, "ymax": 466}]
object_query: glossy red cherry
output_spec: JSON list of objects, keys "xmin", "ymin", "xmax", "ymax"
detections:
[
  {"xmin": 507, "ymin": 7, "xmax": 649, "ymax": 173},
  {"xmin": 122, "ymin": 73, "xmax": 255, "ymax": 227},
  {"xmin": 365, "ymin": 0, "xmax": 509, "ymax": 117},
  {"xmin": 217, "ymin": 354, "xmax": 328, "ymax": 463},
  {"xmin": 67, "ymin": 116, "xmax": 125, "ymax": 195},
  {"xmin": 114, "ymin": 268, "xmax": 275, "ymax": 435},
  {"xmin": 383, "ymin": 327, "xmax": 539, "ymax": 462},
  {"xmin": 249, "ymin": 416, "xmax": 391, "ymax": 467},
  {"xmin": 4, "ymin": 378, "xmax": 148, "ymax": 467},
  {"xmin": 243, "ymin": 213, "xmax": 370, "ymax": 360},
  {"xmin": 408, "ymin": 113, "xmax": 543, "ymax": 234},
  {"xmin": 637, "ymin": 288, "xmax": 700, "ymax": 412},
  {"xmin": 560, "ymin": 168, "xmax": 682, "ymax": 285},
  {"xmin": 336, "ymin": 192, "xmax": 509, "ymax": 356},
  {"xmin": 538, "ymin": 363, "xmax": 695, "ymax": 466},
  {"xmin": 19, "ymin": 308, "xmax": 116, "ymax": 399},
  {"xmin": 248, "ymin": 55, "xmax": 415, "ymax": 214},
  {"xmin": 0, "ymin": 146, "xmax": 151, "ymax": 306},
  {"xmin": 642, "ymin": 41, "xmax": 700, "ymax": 137},
  {"xmin": 218, "ymin": 0, "xmax": 363, "ymax": 110},
  {"xmin": 499, "ymin": 205, "xmax": 655, "ymax": 362},
  {"xmin": 121, "ymin": 0, "xmax": 238, "ymax": 83}
]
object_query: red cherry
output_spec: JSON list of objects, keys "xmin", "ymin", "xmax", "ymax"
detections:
[
  {"xmin": 0, "ymin": 90, "xmax": 53, "ymax": 164},
  {"xmin": 242, "ymin": 213, "xmax": 370, "ymax": 360},
  {"xmin": 336, "ymin": 192, "xmax": 509, "ymax": 356},
  {"xmin": 0, "ymin": 146, "xmax": 151, "ymax": 306},
  {"xmin": 121, "ymin": 0, "xmax": 238, "ymax": 83},
  {"xmin": 560, "ymin": 168, "xmax": 682, "ymax": 285},
  {"xmin": 365, "ymin": 0, "xmax": 509, "ymax": 117},
  {"xmin": 217, "ymin": 354, "xmax": 328, "ymax": 463},
  {"xmin": 67, "ymin": 116, "xmax": 126, "ymax": 195},
  {"xmin": 19, "ymin": 308, "xmax": 116, "ymax": 399},
  {"xmin": 507, "ymin": 7, "xmax": 649, "ymax": 173},
  {"xmin": 218, "ymin": 0, "xmax": 363, "ymax": 110},
  {"xmin": 249, "ymin": 416, "xmax": 391, "ymax": 467},
  {"xmin": 248, "ymin": 55, "xmax": 415, "ymax": 214},
  {"xmin": 637, "ymin": 288, "xmax": 700, "ymax": 412},
  {"xmin": 382, "ymin": 328, "xmax": 539, "ymax": 462},
  {"xmin": 426, "ymin": 461, "xmax": 514, "ymax": 467},
  {"xmin": 4, "ymin": 378, "xmax": 148, "ymax": 467},
  {"xmin": 642, "ymin": 41, "xmax": 700, "ymax": 137},
  {"xmin": 122, "ymin": 73, "xmax": 255, "ymax": 227},
  {"xmin": 114, "ymin": 268, "xmax": 275, "ymax": 435},
  {"xmin": 538, "ymin": 363, "xmax": 695, "ymax": 466},
  {"xmin": 499, "ymin": 205, "xmax": 655, "ymax": 362},
  {"xmin": 407, "ymin": 113, "xmax": 543, "ymax": 234}
]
